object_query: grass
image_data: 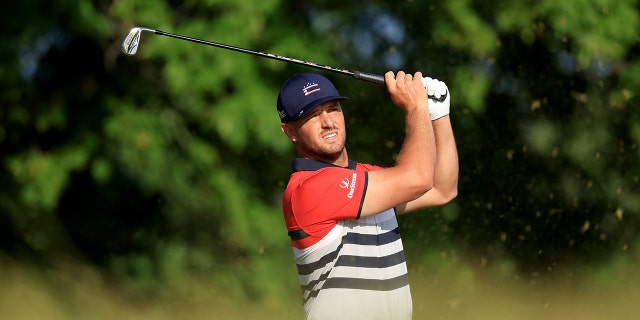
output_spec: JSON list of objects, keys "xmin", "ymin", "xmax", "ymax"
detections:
[{"xmin": 2, "ymin": 255, "xmax": 638, "ymax": 320}]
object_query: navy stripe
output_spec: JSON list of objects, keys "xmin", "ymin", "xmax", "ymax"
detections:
[
  {"xmin": 343, "ymin": 227, "xmax": 400, "ymax": 246},
  {"xmin": 296, "ymin": 242, "xmax": 344, "ymax": 275},
  {"xmin": 323, "ymin": 273, "xmax": 409, "ymax": 291},
  {"xmin": 300, "ymin": 268, "xmax": 331, "ymax": 292},
  {"xmin": 295, "ymin": 228, "xmax": 400, "ymax": 275},
  {"xmin": 356, "ymin": 172, "xmax": 368, "ymax": 219},
  {"xmin": 288, "ymin": 229, "xmax": 310, "ymax": 240},
  {"xmin": 335, "ymin": 250, "xmax": 406, "ymax": 269},
  {"xmin": 302, "ymin": 285, "xmax": 321, "ymax": 302},
  {"xmin": 299, "ymin": 250, "xmax": 406, "ymax": 293},
  {"xmin": 291, "ymin": 158, "xmax": 358, "ymax": 172}
]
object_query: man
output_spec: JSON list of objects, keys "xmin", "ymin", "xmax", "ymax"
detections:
[{"xmin": 277, "ymin": 71, "xmax": 458, "ymax": 319}]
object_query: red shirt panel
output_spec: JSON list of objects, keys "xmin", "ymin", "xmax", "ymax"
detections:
[{"xmin": 283, "ymin": 161, "xmax": 381, "ymax": 249}]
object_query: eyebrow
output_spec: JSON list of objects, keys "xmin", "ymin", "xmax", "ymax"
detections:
[{"xmin": 302, "ymin": 101, "xmax": 342, "ymax": 121}]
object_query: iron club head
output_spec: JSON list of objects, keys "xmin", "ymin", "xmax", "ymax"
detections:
[{"xmin": 121, "ymin": 27, "xmax": 154, "ymax": 56}]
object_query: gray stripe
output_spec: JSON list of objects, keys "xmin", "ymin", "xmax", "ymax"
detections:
[{"xmin": 302, "ymin": 274, "xmax": 410, "ymax": 303}]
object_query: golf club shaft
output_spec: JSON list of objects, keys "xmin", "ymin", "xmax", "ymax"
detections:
[
  {"xmin": 122, "ymin": 27, "xmax": 447, "ymax": 102},
  {"xmin": 149, "ymin": 29, "xmax": 385, "ymax": 85}
]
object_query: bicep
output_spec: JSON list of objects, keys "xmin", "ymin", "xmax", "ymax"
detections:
[{"xmin": 360, "ymin": 167, "xmax": 430, "ymax": 217}]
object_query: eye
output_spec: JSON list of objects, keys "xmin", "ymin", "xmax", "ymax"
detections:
[{"xmin": 301, "ymin": 110, "xmax": 320, "ymax": 122}]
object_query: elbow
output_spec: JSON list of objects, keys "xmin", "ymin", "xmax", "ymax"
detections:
[
  {"xmin": 407, "ymin": 171, "xmax": 434, "ymax": 198},
  {"xmin": 446, "ymin": 186, "xmax": 458, "ymax": 202},
  {"xmin": 440, "ymin": 183, "xmax": 458, "ymax": 204},
  {"xmin": 421, "ymin": 169, "xmax": 436, "ymax": 196}
]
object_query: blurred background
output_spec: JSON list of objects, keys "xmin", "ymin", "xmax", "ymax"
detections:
[{"xmin": 2, "ymin": 0, "xmax": 639, "ymax": 319}]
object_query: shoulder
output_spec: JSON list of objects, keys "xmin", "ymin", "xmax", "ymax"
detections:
[
  {"xmin": 286, "ymin": 165, "xmax": 366, "ymax": 204},
  {"xmin": 290, "ymin": 166, "xmax": 353, "ymax": 190},
  {"xmin": 356, "ymin": 162, "xmax": 383, "ymax": 172}
]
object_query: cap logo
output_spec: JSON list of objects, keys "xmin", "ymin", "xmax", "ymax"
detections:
[
  {"xmin": 278, "ymin": 109, "xmax": 287, "ymax": 120},
  {"xmin": 303, "ymin": 82, "xmax": 320, "ymax": 96}
]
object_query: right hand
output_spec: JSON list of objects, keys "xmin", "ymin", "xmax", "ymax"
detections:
[{"xmin": 385, "ymin": 71, "xmax": 429, "ymax": 113}]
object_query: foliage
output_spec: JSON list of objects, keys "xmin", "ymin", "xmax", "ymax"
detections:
[{"xmin": 1, "ymin": 0, "xmax": 639, "ymax": 304}]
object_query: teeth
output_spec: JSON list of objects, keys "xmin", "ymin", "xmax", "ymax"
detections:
[{"xmin": 325, "ymin": 133, "xmax": 337, "ymax": 139}]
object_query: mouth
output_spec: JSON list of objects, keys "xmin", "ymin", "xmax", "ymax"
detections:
[{"xmin": 323, "ymin": 132, "xmax": 338, "ymax": 140}]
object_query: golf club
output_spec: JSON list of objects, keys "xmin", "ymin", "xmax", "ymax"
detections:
[{"xmin": 121, "ymin": 26, "xmax": 447, "ymax": 101}]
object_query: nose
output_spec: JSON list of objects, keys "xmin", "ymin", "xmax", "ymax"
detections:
[{"xmin": 319, "ymin": 111, "xmax": 333, "ymax": 128}]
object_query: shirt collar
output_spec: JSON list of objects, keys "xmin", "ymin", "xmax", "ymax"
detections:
[{"xmin": 291, "ymin": 158, "xmax": 357, "ymax": 172}]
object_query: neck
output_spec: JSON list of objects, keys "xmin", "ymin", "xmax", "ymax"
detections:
[
  {"xmin": 299, "ymin": 149, "xmax": 349, "ymax": 168},
  {"xmin": 330, "ymin": 150, "xmax": 349, "ymax": 167}
]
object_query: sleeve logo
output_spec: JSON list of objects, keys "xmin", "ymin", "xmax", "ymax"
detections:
[{"xmin": 339, "ymin": 173, "xmax": 358, "ymax": 199}]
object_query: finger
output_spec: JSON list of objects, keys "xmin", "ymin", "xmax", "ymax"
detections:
[
  {"xmin": 411, "ymin": 73, "xmax": 425, "ymax": 89},
  {"xmin": 385, "ymin": 71, "xmax": 398, "ymax": 93},
  {"xmin": 426, "ymin": 79, "xmax": 435, "ymax": 96},
  {"xmin": 438, "ymin": 80, "xmax": 448, "ymax": 96},
  {"xmin": 434, "ymin": 79, "xmax": 445, "ymax": 98},
  {"xmin": 385, "ymin": 71, "xmax": 396, "ymax": 85},
  {"xmin": 429, "ymin": 79, "xmax": 438, "ymax": 98}
]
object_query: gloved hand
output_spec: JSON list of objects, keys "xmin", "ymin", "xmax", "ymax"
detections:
[{"xmin": 421, "ymin": 77, "xmax": 450, "ymax": 120}]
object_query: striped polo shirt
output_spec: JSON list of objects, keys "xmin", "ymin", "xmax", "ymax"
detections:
[{"xmin": 282, "ymin": 158, "xmax": 412, "ymax": 320}]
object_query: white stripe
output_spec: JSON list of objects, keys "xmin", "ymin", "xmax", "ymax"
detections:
[
  {"xmin": 293, "ymin": 210, "xmax": 400, "ymax": 260},
  {"xmin": 305, "ymin": 287, "xmax": 412, "ymax": 320},
  {"xmin": 340, "ymin": 238, "xmax": 404, "ymax": 257},
  {"xmin": 297, "ymin": 239, "xmax": 406, "ymax": 285},
  {"xmin": 329, "ymin": 262, "xmax": 408, "ymax": 280},
  {"xmin": 293, "ymin": 224, "xmax": 343, "ymax": 259},
  {"xmin": 297, "ymin": 262, "xmax": 408, "ymax": 288}
]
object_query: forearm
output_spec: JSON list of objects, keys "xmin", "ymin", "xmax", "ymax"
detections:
[
  {"xmin": 394, "ymin": 115, "xmax": 457, "ymax": 214},
  {"xmin": 396, "ymin": 106, "xmax": 436, "ymax": 186},
  {"xmin": 394, "ymin": 77, "xmax": 457, "ymax": 214},
  {"xmin": 432, "ymin": 115, "xmax": 458, "ymax": 198},
  {"xmin": 365, "ymin": 70, "xmax": 436, "ymax": 216}
]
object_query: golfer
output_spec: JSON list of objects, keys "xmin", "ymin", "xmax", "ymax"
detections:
[{"xmin": 277, "ymin": 71, "xmax": 458, "ymax": 319}]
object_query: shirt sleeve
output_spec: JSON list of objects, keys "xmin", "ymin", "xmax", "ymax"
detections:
[{"xmin": 291, "ymin": 167, "xmax": 368, "ymax": 237}]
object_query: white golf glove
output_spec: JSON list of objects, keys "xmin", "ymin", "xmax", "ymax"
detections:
[{"xmin": 421, "ymin": 77, "xmax": 450, "ymax": 120}]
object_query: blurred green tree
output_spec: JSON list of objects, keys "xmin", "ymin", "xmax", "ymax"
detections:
[{"xmin": 1, "ymin": 0, "xmax": 639, "ymax": 304}]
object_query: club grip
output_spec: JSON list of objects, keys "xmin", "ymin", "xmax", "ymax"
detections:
[
  {"xmin": 353, "ymin": 71, "xmax": 385, "ymax": 86},
  {"xmin": 354, "ymin": 70, "xmax": 448, "ymax": 102}
]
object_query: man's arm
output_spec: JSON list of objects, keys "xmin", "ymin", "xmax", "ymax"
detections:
[
  {"xmin": 396, "ymin": 114, "xmax": 458, "ymax": 214},
  {"xmin": 359, "ymin": 71, "xmax": 436, "ymax": 217}
]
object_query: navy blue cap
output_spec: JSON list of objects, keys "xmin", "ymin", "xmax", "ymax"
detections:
[{"xmin": 277, "ymin": 73, "xmax": 348, "ymax": 123}]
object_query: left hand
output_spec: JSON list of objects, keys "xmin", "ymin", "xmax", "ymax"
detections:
[{"xmin": 421, "ymin": 77, "xmax": 450, "ymax": 120}]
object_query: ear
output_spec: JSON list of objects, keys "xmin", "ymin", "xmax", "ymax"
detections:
[{"xmin": 281, "ymin": 123, "xmax": 297, "ymax": 142}]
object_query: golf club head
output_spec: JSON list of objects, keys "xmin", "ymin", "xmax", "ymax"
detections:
[{"xmin": 121, "ymin": 27, "xmax": 153, "ymax": 55}]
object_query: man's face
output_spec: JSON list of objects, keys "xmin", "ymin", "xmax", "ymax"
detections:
[{"xmin": 282, "ymin": 100, "xmax": 347, "ymax": 163}]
